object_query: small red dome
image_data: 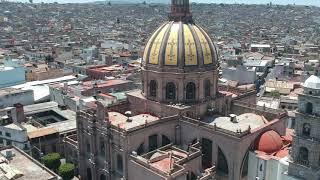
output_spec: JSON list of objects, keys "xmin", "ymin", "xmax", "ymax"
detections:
[{"xmin": 255, "ymin": 130, "xmax": 283, "ymax": 154}]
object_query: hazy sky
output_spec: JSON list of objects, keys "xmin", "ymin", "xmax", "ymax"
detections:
[{"xmin": 7, "ymin": 0, "xmax": 320, "ymax": 6}]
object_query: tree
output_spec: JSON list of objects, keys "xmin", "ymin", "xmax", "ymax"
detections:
[
  {"xmin": 58, "ymin": 163, "xmax": 75, "ymax": 180},
  {"xmin": 269, "ymin": 90, "xmax": 280, "ymax": 98},
  {"xmin": 42, "ymin": 153, "xmax": 61, "ymax": 171}
]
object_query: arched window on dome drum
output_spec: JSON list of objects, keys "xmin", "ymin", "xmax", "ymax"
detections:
[
  {"xmin": 306, "ymin": 102, "xmax": 313, "ymax": 114},
  {"xmin": 166, "ymin": 82, "xmax": 176, "ymax": 101},
  {"xmin": 302, "ymin": 123, "xmax": 311, "ymax": 137},
  {"xmin": 186, "ymin": 82, "xmax": 196, "ymax": 100},
  {"xmin": 204, "ymin": 80, "xmax": 211, "ymax": 97},
  {"xmin": 149, "ymin": 80, "xmax": 157, "ymax": 97},
  {"xmin": 298, "ymin": 147, "xmax": 309, "ymax": 165}
]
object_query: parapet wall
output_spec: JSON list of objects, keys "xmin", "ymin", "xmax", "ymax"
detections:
[{"xmin": 231, "ymin": 100, "xmax": 287, "ymax": 121}]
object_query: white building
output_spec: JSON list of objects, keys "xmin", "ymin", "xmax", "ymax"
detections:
[
  {"xmin": 0, "ymin": 88, "xmax": 34, "ymax": 108},
  {"xmin": 0, "ymin": 105, "xmax": 30, "ymax": 152},
  {"xmin": 222, "ymin": 65, "xmax": 257, "ymax": 85},
  {"xmin": 247, "ymin": 130, "xmax": 299, "ymax": 180},
  {"xmin": 0, "ymin": 57, "xmax": 25, "ymax": 88}
]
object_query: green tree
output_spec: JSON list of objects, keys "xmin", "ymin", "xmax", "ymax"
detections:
[
  {"xmin": 42, "ymin": 153, "xmax": 61, "ymax": 171},
  {"xmin": 58, "ymin": 163, "xmax": 75, "ymax": 180},
  {"xmin": 269, "ymin": 90, "xmax": 280, "ymax": 98}
]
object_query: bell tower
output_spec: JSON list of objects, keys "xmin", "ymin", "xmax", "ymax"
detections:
[{"xmin": 169, "ymin": 0, "xmax": 193, "ymax": 23}]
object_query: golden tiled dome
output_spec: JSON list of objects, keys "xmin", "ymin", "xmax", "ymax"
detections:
[{"xmin": 143, "ymin": 21, "xmax": 218, "ymax": 71}]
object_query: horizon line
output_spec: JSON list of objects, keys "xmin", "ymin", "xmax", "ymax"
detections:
[{"xmin": 3, "ymin": 0, "xmax": 320, "ymax": 7}]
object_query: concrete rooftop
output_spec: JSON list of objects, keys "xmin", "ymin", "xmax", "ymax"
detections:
[
  {"xmin": 0, "ymin": 147, "xmax": 59, "ymax": 180},
  {"xmin": 203, "ymin": 113, "xmax": 267, "ymax": 133}
]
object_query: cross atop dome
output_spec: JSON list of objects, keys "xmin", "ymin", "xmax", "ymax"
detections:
[{"xmin": 169, "ymin": 0, "xmax": 193, "ymax": 23}]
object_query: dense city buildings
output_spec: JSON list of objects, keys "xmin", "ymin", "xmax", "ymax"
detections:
[{"xmin": 0, "ymin": 0, "xmax": 320, "ymax": 179}]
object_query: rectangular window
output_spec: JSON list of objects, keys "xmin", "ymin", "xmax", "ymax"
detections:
[
  {"xmin": 0, "ymin": 131, "xmax": 2, "ymax": 136},
  {"xmin": 6, "ymin": 140, "xmax": 11, "ymax": 146},
  {"xmin": 0, "ymin": 138, "xmax": 3, "ymax": 144},
  {"xmin": 5, "ymin": 132, "xmax": 11, "ymax": 137}
]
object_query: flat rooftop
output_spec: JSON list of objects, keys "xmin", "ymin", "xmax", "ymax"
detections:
[
  {"xmin": 23, "ymin": 102, "xmax": 77, "ymax": 135},
  {"xmin": 0, "ymin": 88, "xmax": 29, "ymax": 97},
  {"xmin": 127, "ymin": 90, "xmax": 193, "ymax": 110},
  {"xmin": 108, "ymin": 112, "xmax": 159, "ymax": 131},
  {"xmin": 24, "ymin": 101, "xmax": 58, "ymax": 114},
  {"xmin": 203, "ymin": 113, "xmax": 267, "ymax": 133},
  {"xmin": 0, "ymin": 147, "xmax": 59, "ymax": 180}
]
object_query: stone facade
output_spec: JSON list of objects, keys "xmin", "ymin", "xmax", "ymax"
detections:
[
  {"xmin": 288, "ymin": 81, "xmax": 320, "ymax": 180},
  {"xmin": 76, "ymin": 0, "xmax": 288, "ymax": 180},
  {"xmin": 77, "ymin": 102, "xmax": 287, "ymax": 180}
]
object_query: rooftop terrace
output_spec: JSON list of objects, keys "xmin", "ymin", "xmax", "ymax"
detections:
[
  {"xmin": 108, "ymin": 112, "xmax": 159, "ymax": 131},
  {"xmin": 0, "ymin": 147, "xmax": 59, "ymax": 180}
]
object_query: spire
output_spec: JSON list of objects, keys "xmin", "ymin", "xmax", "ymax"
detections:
[{"xmin": 169, "ymin": 0, "xmax": 193, "ymax": 23}]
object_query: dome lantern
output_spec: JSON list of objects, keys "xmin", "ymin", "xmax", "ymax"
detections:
[{"xmin": 169, "ymin": 0, "xmax": 193, "ymax": 23}]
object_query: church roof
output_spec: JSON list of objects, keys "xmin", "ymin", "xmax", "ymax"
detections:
[
  {"xmin": 303, "ymin": 75, "xmax": 320, "ymax": 89},
  {"xmin": 142, "ymin": 21, "xmax": 218, "ymax": 72},
  {"xmin": 255, "ymin": 130, "xmax": 283, "ymax": 154}
]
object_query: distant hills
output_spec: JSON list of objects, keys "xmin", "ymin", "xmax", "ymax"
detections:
[
  {"xmin": 88, "ymin": 0, "xmax": 320, "ymax": 6},
  {"xmin": 9, "ymin": 0, "xmax": 320, "ymax": 6},
  {"xmin": 93, "ymin": 0, "xmax": 170, "ymax": 4}
]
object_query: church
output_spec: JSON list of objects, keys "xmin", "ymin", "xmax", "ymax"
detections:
[{"xmin": 77, "ymin": 0, "xmax": 287, "ymax": 179}]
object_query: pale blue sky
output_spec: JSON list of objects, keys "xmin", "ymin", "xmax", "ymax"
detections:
[{"xmin": 7, "ymin": 0, "xmax": 320, "ymax": 6}]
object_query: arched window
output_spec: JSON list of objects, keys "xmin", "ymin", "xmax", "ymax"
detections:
[
  {"xmin": 204, "ymin": 80, "xmax": 211, "ymax": 97},
  {"xmin": 117, "ymin": 154, "xmax": 123, "ymax": 173},
  {"xmin": 299, "ymin": 147, "xmax": 309, "ymax": 165},
  {"xmin": 217, "ymin": 147, "xmax": 229, "ymax": 175},
  {"xmin": 149, "ymin": 80, "xmax": 157, "ymax": 97},
  {"xmin": 187, "ymin": 172, "xmax": 197, "ymax": 180},
  {"xmin": 306, "ymin": 102, "xmax": 313, "ymax": 114},
  {"xmin": 201, "ymin": 138, "xmax": 212, "ymax": 169},
  {"xmin": 302, "ymin": 123, "xmax": 311, "ymax": 136},
  {"xmin": 186, "ymin": 82, "xmax": 196, "ymax": 100},
  {"xmin": 166, "ymin": 82, "xmax": 176, "ymax": 101},
  {"xmin": 100, "ymin": 138, "xmax": 105, "ymax": 157},
  {"xmin": 86, "ymin": 141, "xmax": 91, "ymax": 153},
  {"xmin": 100, "ymin": 174, "xmax": 106, "ymax": 180},
  {"xmin": 148, "ymin": 134, "xmax": 158, "ymax": 151},
  {"xmin": 241, "ymin": 152, "xmax": 249, "ymax": 177},
  {"xmin": 162, "ymin": 135, "xmax": 171, "ymax": 146},
  {"xmin": 137, "ymin": 143, "xmax": 144, "ymax": 155},
  {"xmin": 87, "ymin": 168, "xmax": 92, "ymax": 180}
]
